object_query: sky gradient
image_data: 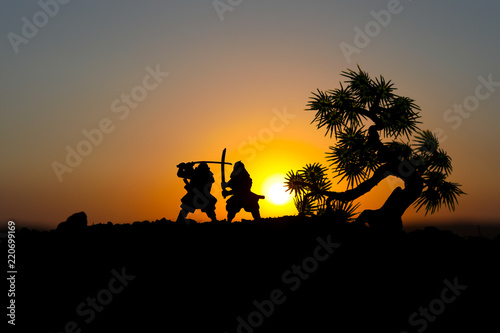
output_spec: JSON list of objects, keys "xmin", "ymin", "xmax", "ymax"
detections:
[{"xmin": 1, "ymin": 0, "xmax": 499, "ymax": 230}]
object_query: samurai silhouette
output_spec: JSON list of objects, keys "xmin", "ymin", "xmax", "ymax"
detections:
[
  {"xmin": 176, "ymin": 162, "xmax": 217, "ymax": 223},
  {"xmin": 222, "ymin": 161, "xmax": 264, "ymax": 222}
]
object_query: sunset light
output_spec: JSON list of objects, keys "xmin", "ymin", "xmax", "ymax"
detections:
[
  {"xmin": 262, "ymin": 173, "xmax": 292, "ymax": 206},
  {"xmin": 2, "ymin": 2, "xmax": 499, "ymax": 230},
  {"xmin": 4, "ymin": 2, "xmax": 500, "ymax": 332}
]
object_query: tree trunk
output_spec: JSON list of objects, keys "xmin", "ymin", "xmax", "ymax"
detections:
[
  {"xmin": 354, "ymin": 168, "xmax": 424, "ymax": 231},
  {"xmin": 321, "ymin": 160, "xmax": 424, "ymax": 231}
]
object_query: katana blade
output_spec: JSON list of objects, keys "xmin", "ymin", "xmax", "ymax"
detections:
[
  {"xmin": 221, "ymin": 148, "xmax": 227, "ymax": 188},
  {"xmin": 189, "ymin": 160, "xmax": 232, "ymax": 165}
]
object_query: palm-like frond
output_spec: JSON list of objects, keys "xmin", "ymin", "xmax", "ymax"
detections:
[
  {"xmin": 285, "ymin": 164, "xmax": 332, "ymax": 197},
  {"xmin": 326, "ymin": 127, "xmax": 379, "ymax": 188},
  {"xmin": 373, "ymin": 75, "xmax": 396, "ymax": 108},
  {"xmin": 284, "ymin": 170, "xmax": 307, "ymax": 196},
  {"xmin": 360, "ymin": 145, "xmax": 380, "ymax": 176},
  {"xmin": 414, "ymin": 188, "xmax": 441, "ymax": 215},
  {"xmin": 294, "ymin": 195, "xmax": 317, "ymax": 216},
  {"xmin": 439, "ymin": 181, "xmax": 466, "ymax": 212},
  {"xmin": 422, "ymin": 171, "xmax": 446, "ymax": 188},
  {"xmin": 386, "ymin": 141, "xmax": 414, "ymax": 160},
  {"xmin": 335, "ymin": 163, "xmax": 368, "ymax": 189},
  {"xmin": 286, "ymin": 163, "xmax": 345, "ymax": 217},
  {"xmin": 414, "ymin": 130, "xmax": 439, "ymax": 155},
  {"xmin": 327, "ymin": 199, "xmax": 361, "ymax": 223},
  {"xmin": 379, "ymin": 97, "xmax": 421, "ymax": 138},
  {"xmin": 299, "ymin": 163, "xmax": 330, "ymax": 186},
  {"xmin": 309, "ymin": 67, "xmax": 422, "ymax": 141},
  {"xmin": 341, "ymin": 66, "xmax": 374, "ymax": 106},
  {"xmin": 428, "ymin": 149, "xmax": 453, "ymax": 175},
  {"xmin": 415, "ymin": 171, "xmax": 466, "ymax": 215},
  {"xmin": 307, "ymin": 89, "xmax": 341, "ymax": 138},
  {"xmin": 286, "ymin": 164, "xmax": 365, "ymax": 219},
  {"xmin": 307, "ymin": 85, "xmax": 363, "ymax": 138},
  {"xmin": 330, "ymin": 84, "xmax": 362, "ymax": 128}
]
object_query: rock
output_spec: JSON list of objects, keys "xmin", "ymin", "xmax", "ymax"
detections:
[{"xmin": 56, "ymin": 212, "xmax": 87, "ymax": 232}]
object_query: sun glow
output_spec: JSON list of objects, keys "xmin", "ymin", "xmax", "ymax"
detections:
[{"xmin": 262, "ymin": 173, "xmax": 292, "ymax": 206}]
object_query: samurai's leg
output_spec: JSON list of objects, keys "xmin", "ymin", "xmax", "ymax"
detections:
[
  {"xmin": 249, "ymin": 198, "xmax": 261, "ymax": 221},
  {"xmin": 206, "ymin": 209, "xmax": 217, "ymax": 223},
  {"xmin": 176, "ymin": 208, "xmax": 189, "ymax": 223},
  {"xmin": 227, "ymin": 211, "xmax": 236, "ymax": 223}
]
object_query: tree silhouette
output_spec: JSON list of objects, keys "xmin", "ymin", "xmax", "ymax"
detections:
[{"xmin": 285, "ymin": 66, "xmax": 465, "ymax": 231}]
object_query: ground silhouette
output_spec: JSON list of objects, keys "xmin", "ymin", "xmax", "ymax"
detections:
[{"xmin": 14, "ymin": 213, "xmax": 500, "ymax": 332}]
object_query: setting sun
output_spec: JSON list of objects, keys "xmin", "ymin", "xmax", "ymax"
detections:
[
  {"xmin": 262, "ymin": 173, "xmax": 292, "ymax": 206},
  {"xmin": 268, "ymin": 183, "xmax": 290, "ymax": 205}
]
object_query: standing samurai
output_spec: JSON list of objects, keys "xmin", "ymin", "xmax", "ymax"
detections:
[
  {"xmin": 176, "ymin": 162, "xmax": 217, "ymax": 223},
  {"xmin": 222, "ymin": 161, "xmax": 264, "ymax": 223}
]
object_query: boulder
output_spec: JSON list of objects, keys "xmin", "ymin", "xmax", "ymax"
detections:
[{"xmin": 56, "ymin": 212, "xmax": 87, "ymax": 232}]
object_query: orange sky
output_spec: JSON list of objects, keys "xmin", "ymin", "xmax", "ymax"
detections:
[{"xmin": 1, "ymin": 1, "xmax": 499, "ymax": 230}]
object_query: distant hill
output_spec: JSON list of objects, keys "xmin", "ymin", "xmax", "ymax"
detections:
[{"xmin": 405, "ymin": 220, "xmax": 500, "ymax": 239}]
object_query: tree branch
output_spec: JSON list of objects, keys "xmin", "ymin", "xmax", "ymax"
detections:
[
  {"xmin": 350, "ymin": 107, "xmax": 383, "ymax": 128},
  {"xmin": 320, "ymin": 163, "xmax": 394, "ymax": 202}
]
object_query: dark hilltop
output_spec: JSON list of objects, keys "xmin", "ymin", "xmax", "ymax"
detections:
[{"xmin": 12, "ymin": 212, "xmax": 500, "ymax": 332}]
